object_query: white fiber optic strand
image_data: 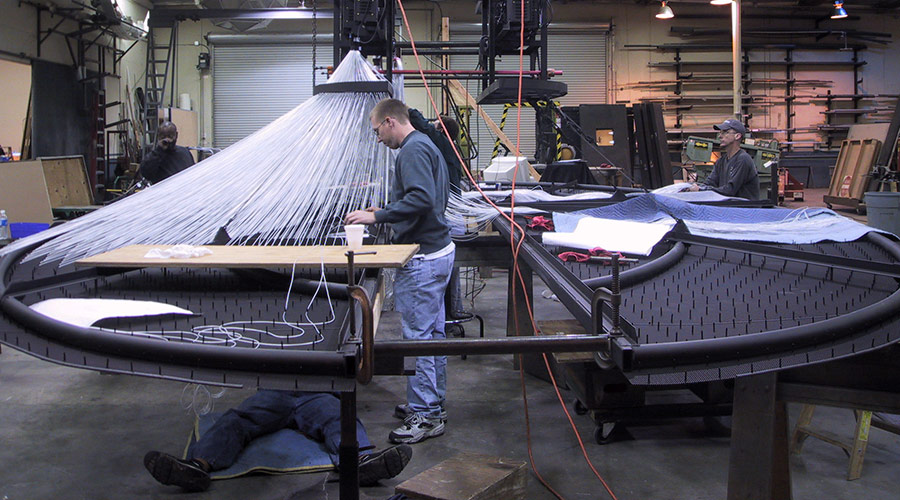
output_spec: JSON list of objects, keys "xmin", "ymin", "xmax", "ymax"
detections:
[
  {"xmin": 99, "ymin": 301, "xmax": 334, "ymax": 349},
  {"xmin": 446, "ymin": 191, "xmax": 504, "ymax": 237},
  {"xmin": 0, "ymin": 49, "xmax": 502, "ymax": 265},
  {"xmin": 0, "ymin": 52, "xmax": 393, "ymax": 266},
  {"xmin": 182, "ymin": 383, "xmax": 227, "ymax": 417},
  {"xmin": 94, "ymin": 252, "xmax": 336, "ymax": 349},
  {"xmin": 99, "ymin": 324, "xmax": 326, "ymax": 349}
]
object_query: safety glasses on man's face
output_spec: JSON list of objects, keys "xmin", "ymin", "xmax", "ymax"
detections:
[{"xmin": 373, "ymin": 118, "xmax": 388, "ymax": 137}]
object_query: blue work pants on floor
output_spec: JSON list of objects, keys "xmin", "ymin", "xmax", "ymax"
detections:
[{"xmin": 188, "ymin": 390, "xmax": 372, "ymax": 470}]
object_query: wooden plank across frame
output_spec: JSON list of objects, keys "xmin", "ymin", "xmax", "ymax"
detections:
[{"xmin": 75, "ymin": 244, "xmax": 420, "ymax": 269}]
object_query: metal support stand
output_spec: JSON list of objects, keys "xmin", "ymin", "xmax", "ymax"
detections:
[
  {"xmin": 339, "ymin": 390, "xmax": 359, "ymax": 500},
  {"xmin": 337, "ymin": 248, "xmax": 378, "ymax": 500},
  {"xmin": 607, "ymin": 254, "xmax": 622, "ymax": 336},
  {"xmin": 346, "ymin": 250, "xmax": 356, "ymax": 337},
  {"xmin": 507, "ymin": 257, "xmax": 534, "ymax": 370}
]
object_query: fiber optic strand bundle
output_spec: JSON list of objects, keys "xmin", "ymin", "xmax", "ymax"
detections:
[{"xmin": 0, "ymin": 51, "xmax": 393, "ymax": 267}]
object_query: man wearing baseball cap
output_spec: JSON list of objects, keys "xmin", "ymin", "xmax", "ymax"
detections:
[{"xmin": 683, "ymin": 119, "xmax": 760, "ymax": 199}]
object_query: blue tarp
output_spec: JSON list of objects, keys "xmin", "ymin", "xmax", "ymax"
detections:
[{"xmin": 553, "ymin": 194, "xmax": 883, "ymax": 245}]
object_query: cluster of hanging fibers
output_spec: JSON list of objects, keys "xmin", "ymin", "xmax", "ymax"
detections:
[
  {"xmin": 1, "ymin": 51, "xmax": 393, "ymax": 267},
  {"xmin": 446, "ymin": 192, "xmax": 506, "ymax": 238}
]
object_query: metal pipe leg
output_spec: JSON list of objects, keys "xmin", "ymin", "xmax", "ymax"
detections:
[{"xmin": 339, "ymin": 390, "xmax": 359, "ymax": 500}]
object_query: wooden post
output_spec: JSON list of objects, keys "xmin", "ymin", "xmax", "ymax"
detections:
[
  {"xmin": 441, "ymin": 17, "xmax": 450, "ymax": 113},
  {"xmin": 788, "ymin": 404, "xmax": 815, "ymax": 454},
  {"xmin": 507, "ymin": 257, "xmax": 533, "ymax": 370},
  {"xmin": 848, "ymin": 410, "xmax": 872, "ymax": 480},
  {"xmin": 727, "ymin": 372, "xmax": 792, "ymax": 500}
]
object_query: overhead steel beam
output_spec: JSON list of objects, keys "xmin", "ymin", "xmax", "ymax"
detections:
[
  {"xmin": 149, "ymin": 8, "xmax": 333, "ymax": 28},
  {"xmin": 394, "ymin": 41, "xmax": 481, "ymax": 48}
]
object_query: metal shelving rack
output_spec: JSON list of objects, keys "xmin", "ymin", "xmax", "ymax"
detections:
[
  {"xmin": 27, "ymin": 0, "xmax": 142, "ymax": 200},
  {"xmin": 627, "ymin": 41, "xmax": 875, "ymax": 153}
]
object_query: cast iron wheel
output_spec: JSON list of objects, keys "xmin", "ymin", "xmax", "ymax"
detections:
[{"xmin": 594, "ymin": 422, "xmax": 627, "ymax": 445}]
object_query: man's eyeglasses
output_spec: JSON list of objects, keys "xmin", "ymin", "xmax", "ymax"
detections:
[{"xmin": 373, "ymin": 118, "xmax": 388, "ymax": 137}]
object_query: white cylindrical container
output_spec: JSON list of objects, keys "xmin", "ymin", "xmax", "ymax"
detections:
[
  {"xmin": 344, "ymin": 224, "xmax": 365, "ymax": 251},
  {"xmin": 0, "ymin": 210, "xmax": 10, "ymax": 242}
]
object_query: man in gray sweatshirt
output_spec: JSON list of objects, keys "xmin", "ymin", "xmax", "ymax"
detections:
[
  {"xmin": 346, "ymin": 99, "xmax": 454, "ymax": 444},
  {"xmin": 683, "ymin": 119, "xmax": 760, "ymax": 200}
]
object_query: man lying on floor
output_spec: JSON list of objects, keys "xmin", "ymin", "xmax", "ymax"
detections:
[{"xmin": 144, "ymin": 390, "xmax": 412, "ymax": 492}]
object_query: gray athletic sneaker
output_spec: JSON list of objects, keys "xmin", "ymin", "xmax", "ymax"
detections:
[
  {"xmin": 394, "ymin": 403, "xmax": 447, "ymax": 422},
  {"xmin": 389, "ymin": 413, "xmax": 445, "ymax": 444}
]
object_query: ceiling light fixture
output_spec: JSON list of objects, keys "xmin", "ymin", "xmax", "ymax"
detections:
[
  {"xmin": 710, "ymin": 0, "xmax": 732, "ymax": 5},
  {"xmin": 656, "ymin": 1, "xmax": 675, "ymax": 19},
  {"xmin": 831, "ymin": 1, "xmax": 848, "ymax": 19}
]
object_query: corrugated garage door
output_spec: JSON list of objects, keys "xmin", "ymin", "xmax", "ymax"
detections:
[
  {"xmin": 211, "ymin": 25, "xmax": 608, "ymax": 157},
  {"xmin": 450, "ymin": 24, "xmax": 610, "ymax": 171},
  {"xmin": 212, "ymin": 41, "xmax": 331, "ymax": 148}
]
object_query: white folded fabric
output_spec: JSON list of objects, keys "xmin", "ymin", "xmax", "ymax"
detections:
[
  {"xmin": 542, "ymin": 217, "xmax": 676, "ymax": 256},
  {"xmin": 30, "ymin": 298, "xmax": 195, "ymax": 328}
]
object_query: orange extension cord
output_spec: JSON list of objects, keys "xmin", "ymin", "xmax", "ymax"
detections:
[{"xmin": 392, "ymin": 2, "xmax": 618, "ymax": 498}]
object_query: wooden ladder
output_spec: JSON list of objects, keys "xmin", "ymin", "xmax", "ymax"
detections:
[{"xmin": 789, "ymin": 404, "xmax": 873, "ymax": 480}]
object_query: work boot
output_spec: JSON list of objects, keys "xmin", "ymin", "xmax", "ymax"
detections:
[
  {"xmin": 358, "ymin": 444, "xmax": 413, "ymax": 486},
  {"xmin": 143, "ymin": 451, "xmax": 211, "ymax": 492}
]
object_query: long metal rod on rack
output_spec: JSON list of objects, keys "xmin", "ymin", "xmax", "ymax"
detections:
[
  {"xmin": 731, "ymin": 0, "xmax": 741, "ymax": 119},
  {"xmin": 380, "ymin": 69, "xmax": 563, "ymax": 76}
]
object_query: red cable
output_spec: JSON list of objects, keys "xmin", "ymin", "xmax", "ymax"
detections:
[
  {"xmin": 511, "ymin": 254, "xmax": 620, "ymax": 500},
  {"xmin": 392, "ymin": 2, "xmax": 617, "ymax": 498},
  {"xmin": 393, "ymin": 3, "xmax": 557, "ymax": 493},
  {"xmin": 503, "ymin": 3, "xmax": 618, "ymax": 497}
]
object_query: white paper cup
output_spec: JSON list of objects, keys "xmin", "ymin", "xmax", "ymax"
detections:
[{"xmin": 344, "ymin": 224, "xmax": 364, "ymax": 251}]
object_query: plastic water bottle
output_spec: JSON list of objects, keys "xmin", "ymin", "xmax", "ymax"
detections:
[{"xmin": 0, "ymin": 210, "xmax": 9, "ymax": 243}]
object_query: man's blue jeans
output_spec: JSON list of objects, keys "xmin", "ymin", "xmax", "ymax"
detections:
[
  {"xmin": 188, "ymin": 390, "xmax": 372, "ymax": 470},
  {"xmin": 393, "ymin": 251, "xmax": 454, "ymax": 418}
]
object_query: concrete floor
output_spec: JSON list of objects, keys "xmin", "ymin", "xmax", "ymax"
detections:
[{"xmin": 2, "ymin": 188, "xmax": 899, "ymax": 499}]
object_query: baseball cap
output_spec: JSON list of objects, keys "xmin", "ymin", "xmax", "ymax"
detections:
[{"xmin": 714, "ymin": 119, "xmax": 747, "ymax": 135}]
